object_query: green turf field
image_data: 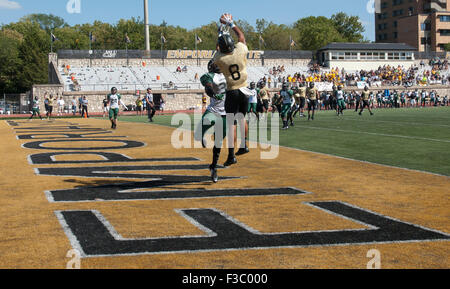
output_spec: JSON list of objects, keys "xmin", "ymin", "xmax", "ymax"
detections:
[{"xmin": 121, "ymin": 106, "xmax": 450, "ymax": 176}]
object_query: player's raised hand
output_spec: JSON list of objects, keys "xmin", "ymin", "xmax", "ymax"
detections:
[{"xmin": 220, "ymin": 13, "xmax": 234, "ymax": 27}]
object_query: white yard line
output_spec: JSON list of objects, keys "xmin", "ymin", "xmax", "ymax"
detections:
[
  {"xmin": 337, "ymin": 117, "xmax": 450, "ymax": 128},
  {"xmin": 291, "ymin": 125, "xmax": 450, "ymax": 143}
]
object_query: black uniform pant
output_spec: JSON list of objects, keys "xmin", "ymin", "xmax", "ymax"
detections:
[{"xmin": 81, "ymin": 105, "xmax": 89, "ymax": 117}]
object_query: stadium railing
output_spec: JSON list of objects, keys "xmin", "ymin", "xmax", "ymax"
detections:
[{"xmin": 65, "ymin": 83, "xmax": 204, "ymax": 92}]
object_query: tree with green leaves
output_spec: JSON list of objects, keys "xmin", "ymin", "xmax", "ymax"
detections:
[
  {"xmin": 331, "ymin": 12, "xmax": 366, "ymax": 43},
  {"xmin": 0, "ymin": 12, "xmax": 369, "ymax": 93},
  {"xmin": 19, "ymin": 14, "xmax": 68, "ymax": 32},
  {"xmin": 294, "ymin": 16, "xmax": 344, "ymax": 51},
  {"xmin": 17, "ymin": 23, "xmax": 49, "ymax": 91},
  {"xmin": 0, "ymin": 30, "xmax": 23, "ymax": 93}
]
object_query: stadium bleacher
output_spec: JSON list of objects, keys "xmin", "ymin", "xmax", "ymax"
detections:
[
  {"xmin": 59, "ymin": 62, "xmax": 448, "ymax": 92},
  {"xmin": 59, "ymin": 65, "xmax": 335, "ymax": 92}
]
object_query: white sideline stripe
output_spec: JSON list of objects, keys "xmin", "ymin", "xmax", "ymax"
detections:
[
  {"xmin": 279, "ymin": 145, "xmax": 449, "ymax": 178},
  {"xmin": 292, "ymin": 125, "xmax": 450, "ymax": 143},
  {"xmin": 338, "ymin": 117, "xmax": 450, "ymax": 128}
]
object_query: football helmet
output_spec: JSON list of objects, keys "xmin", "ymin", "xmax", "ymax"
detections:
[
  {"xmin": 208, "ymin": 60, "xmax": 220, "ymax": 73},
  {"xmin": 217, "ymin": 33, "xmax": 235, "ymax": 54}
]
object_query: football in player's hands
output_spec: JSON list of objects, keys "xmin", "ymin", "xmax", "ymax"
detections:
[{"xmin": 220, "ymin": 13, "xmax": 233, "ymax": 25}]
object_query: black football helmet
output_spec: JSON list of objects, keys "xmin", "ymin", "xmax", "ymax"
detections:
[
  {"xmin": 208, "ymin": 60, "xmax": 220, "ymax": 73},
  {"xmin": 250, "ymin": 82, "xmax": 256, "ymax": 89},
  {"xmin": 309, "ymin": 82, "xmax": 315, "ymax": 89},
  {"xmin": 111, "ymin": 87, "xmax": 118, "ymax": 94},
  {"xmin": 217, "ymin": 33, "xmax": 235, "ymax": 54}
]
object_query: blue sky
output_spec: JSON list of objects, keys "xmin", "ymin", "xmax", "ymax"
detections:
[{"xmin": 0, "ymin": 0, "xmax": 376, "ymax": 41}]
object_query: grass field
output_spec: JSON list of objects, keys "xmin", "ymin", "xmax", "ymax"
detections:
[{"xmin": 118, "ymin": 106, "xmax": 450, "ymax": 176}]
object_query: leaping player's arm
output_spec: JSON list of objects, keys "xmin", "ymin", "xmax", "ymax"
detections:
[
  {"xmin": 220, "ymin": 14, "xmax": 245, "ymax": 44},
  {"xmin": 232, "ymin": 25, "xmax": 246, "ymax": 45}
]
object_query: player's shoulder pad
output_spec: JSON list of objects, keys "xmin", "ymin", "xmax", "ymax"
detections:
[
  {"xmin": 236, "ymin": 42, "xmax": 249, "ymax": 53},
  {"xmin": 200, "ymin": 73, "xmax": 214, "ymax": 86}
]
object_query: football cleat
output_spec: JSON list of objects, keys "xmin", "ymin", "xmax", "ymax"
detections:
[
  {"xmin": 224, "ymin": 157, "xmax": 237, "ymax": 167},
  {"xmin": 236, "ymin": 147, "xmax": 249, "ymax": 156},
  {"xmin": 209, "ymin": 165, "xmax": 218, "ymax": 183}
]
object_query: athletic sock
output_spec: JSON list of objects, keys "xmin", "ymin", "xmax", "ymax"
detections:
[
  {"xmin": 212, "ymin": 147, "xmax": 221, "ymax": 168},
  {"xmin": 228, "ymin": 148, "xmax": 235, "ymax": 159}
]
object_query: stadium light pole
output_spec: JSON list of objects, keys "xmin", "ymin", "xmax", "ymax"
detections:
[{"xmin": 144, "ymin": 0, "xmax": 151, "ymax": 56}]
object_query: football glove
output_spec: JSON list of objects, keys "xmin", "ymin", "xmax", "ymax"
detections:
[
  {"xmin": 222, "ymin": 14, "xmax": 235, "ymax": 28},
  {"xmin": 215, "ymin": 94, "xmax": 225, "ymax": 101}
]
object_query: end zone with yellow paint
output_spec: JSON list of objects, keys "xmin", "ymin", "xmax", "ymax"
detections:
[{"xmin": 0, "ymin": 118, "xmax": 448, "ymax": 269}]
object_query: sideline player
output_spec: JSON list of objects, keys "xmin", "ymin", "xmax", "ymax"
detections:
[
  {"xmin": 293, "ymin": 82, "xmax": 306, "ymax": 118},
  {"xmin": 306, "ymin": 82, "xmax": 319, "ymax": 121},
  {"xmin": 199, "ymin": 60, "xmax": 234, "ymax": 183},
  {"xmin": 359, "ymin": 86, "xmax": 374, "ymax": 116},
  {"xmin": 259, "ymin": 82, "xmax": 270, "ymax": 118},
  {"xmin": 29, "ymin": 96, "xmax": 43, "ymax": 121},
  {"xmin": 213, "ymin": 13, "xmax": 250, "ymax": 166},
  {"xmin": 107, "ymin": 87, "xmax": 128, "ymax": 129},
  {"xmin": 248, "ymin": 82, "xmax": 259, "ymax": 120},
  {"xmin": 145, "ymin": 88, "xmax": 156, "ymax": 122},
  {"xmin": 335, "ymin": 85, "xmax": 346, "ymax": 116},
  {"xmin": 280, "ymin": 83, "xmax": 294, "ymax": 130}
]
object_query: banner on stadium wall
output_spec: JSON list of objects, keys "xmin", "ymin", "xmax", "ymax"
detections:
[
  {"xmin": 166, "ymin": 50, "xmax": 264, "ymax": 59},
  {"xmin": 357, "ymin": 81, "xmax": 369, "ymax": 89},
  {"xmin": 314, "ymin": 82, "xmax": 333, "ymax": 92}
]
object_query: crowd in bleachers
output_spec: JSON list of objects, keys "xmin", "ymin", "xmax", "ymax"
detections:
[
  {"xmin": 59, "ymin": 57, "xmax": 450, "ymax": 92},
  {"xmin": 256, "ymin": 61, "xmax": 450, "ymax": 89}
]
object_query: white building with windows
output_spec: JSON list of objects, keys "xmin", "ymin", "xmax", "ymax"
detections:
[{"xmin": 318, "ymin": 43, "xmax": 416, "ymax": 71}]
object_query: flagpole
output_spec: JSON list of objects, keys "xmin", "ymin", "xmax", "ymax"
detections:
[
  {"xmin": 50, "ymin": 31, "xmax": 53, "ymax": 53},
  {"xmin": 259, "ymin": 34, "xmax": 261, "ymax": 51},
  {"xmin": 125, "ymin": 34, "xmax": 129, "ymax": 67},
  {"xmin": 161, "ymin": 33, "xmax": 164, "ymax": 67},
  {"xmin": 195, "ymin": 34, "xmax": 199, "ymax": 67},
  {"xmin": 290, "ymin": 35, "xmax": 293, "ymax": 66},
  {"xmin": 89, "ymin": 32, "xmax": 92, "ymax": 67}
]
